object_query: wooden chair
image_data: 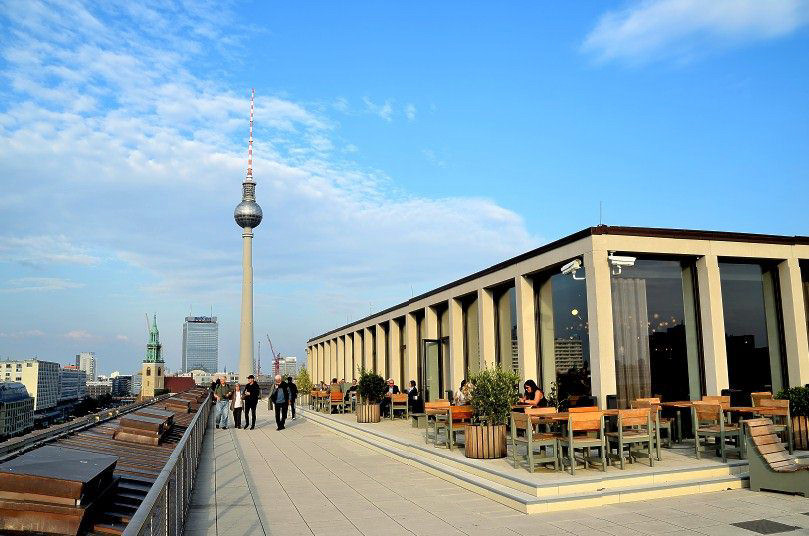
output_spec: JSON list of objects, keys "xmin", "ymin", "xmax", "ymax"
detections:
[
  {"xmin": 424, "ymin": 400, "xmax": 451, "ymax": 444},
  {"xmin": 751, "ymin": 392, "xmax": 773, "ymax": 407},
  {"xmin": 510, "ymin": 409, "xmax": 560, "ymax": 472},
  {"xmin": 435, "ymin": 405, "xmax": 475, "ymax": 450},
  {"xmin": 606, "ymin": 408, "xmax": 654, "ymax": 469},
  {"xmin": 692, "ymin": 401, "xmax": 742, "ymax": 462},
  {"xmin": 390, "ymin": 393, "xmax": 409, "ymax": 420},
  {"xmin": 558, "ymin": 409, "xmax": 607, "ymax": 475},
  {"xmin": 329, "ymin": 391, "xmax": 345, "ymax": 414},
  {"xmin": 309, "ymin": 389, "xmax": 317, "ymax": 409},
  {"xmin": 757, "ymin": 398, "xmax": 793, "ymax": 454},
  {"xmin": 632, "ymin": 397, "xmax": 672, "ymax": 454},
  {"xmin": 745, "ymin": 418, "xmax": 809, "ymax": 496}
]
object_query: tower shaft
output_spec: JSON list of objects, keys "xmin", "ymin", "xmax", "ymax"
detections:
[{"xmin": 238, "ymin": 226, "xmax": 254, "ymax": 381}]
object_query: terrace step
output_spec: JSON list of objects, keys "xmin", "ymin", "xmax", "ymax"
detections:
[{"xmin": 303, "ymin": 409, "xmax": 751, "ymax": 514}]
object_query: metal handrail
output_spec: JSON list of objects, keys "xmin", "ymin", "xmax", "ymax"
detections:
[{"xmin": 124, "ymin": 391, "xmax": 211, "ymax": 536}]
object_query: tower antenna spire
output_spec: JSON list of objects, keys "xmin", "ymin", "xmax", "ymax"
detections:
[{"xmin": 247, "ymin": 88, "xmax": 254, "ymax": 181}]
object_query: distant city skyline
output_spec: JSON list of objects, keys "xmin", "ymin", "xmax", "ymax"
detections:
[{"xmin": 1, "ymin": 2, "xmax": 807, "ymax": 373}]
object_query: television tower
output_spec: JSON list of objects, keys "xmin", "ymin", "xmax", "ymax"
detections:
[{"xmin": 234, "ymin": 89, "xmax": 262, "ymax": 382}]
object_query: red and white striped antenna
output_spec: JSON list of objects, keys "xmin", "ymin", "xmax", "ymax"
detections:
[{"xmin": 246, "ymin": 88, "xmax": 254, "ymax": 180}]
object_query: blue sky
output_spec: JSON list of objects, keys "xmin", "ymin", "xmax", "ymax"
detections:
[{"xmin": 1, "ymin": 0, "xmax": 807, "ymax": 375}]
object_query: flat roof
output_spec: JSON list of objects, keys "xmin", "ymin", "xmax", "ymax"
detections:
[{"xmin": 308, "ymin": 225, "xmax": 809, "ymax": 343}]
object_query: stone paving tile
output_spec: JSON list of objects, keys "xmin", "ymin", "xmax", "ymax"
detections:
[{"xmin": 185, "ymin": 404, "xmax": 809, "ymax": 536}]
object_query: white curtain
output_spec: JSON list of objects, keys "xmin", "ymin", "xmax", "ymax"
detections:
[{"xmin": 611, "ymin": 278, "xmax": 651, "ymax": 408}]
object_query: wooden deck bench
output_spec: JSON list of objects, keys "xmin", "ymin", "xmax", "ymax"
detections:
[{"xmin": 745, "ymin": 418, "xmax": 809, "ymax": 496}]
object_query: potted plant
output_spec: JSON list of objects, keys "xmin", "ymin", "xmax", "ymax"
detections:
[
  {"xmin": 356, "ymin": 367, "xmax": 387, "ymax": 423},
  {"xmin": 296, "ymin": 367, "xmax": 312, "ymax": 406},
  {"xmin": 465, "ymin": 366, "xmax": 520, "ymax": 459},
  {"xmin": 776, "ymin": 387, "xmax": 809, "ymax": 449}
]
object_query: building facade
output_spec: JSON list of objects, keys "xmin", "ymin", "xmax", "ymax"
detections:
[
  {"xmin": 182, "ymin": 316, "xmax": 219, "ymax": 373},
  {"xmin": 0, "ymin": 382, "xmax": 34, "ymax": 439},
  {"xmin": 86, "ymin": 381, "xmax": 112, "ymax": 398},
  {"xmin": 75, "ymin": 352, "xmax": 97, "ymax": 381},
  {"xmin": 111, "ymin": 375, "xmax": 132, "ymax": 397},
  {"xmin": 306, "ymin": 226, "xmax": 809, "ymax": 408},
  {"xmin": 0, "ymin": 359, "xmax": 60, "ymax": 412},
  {"xmin": 59, "ymin": 365, "xmax": 88, "ymax": 403},
  {"xmin": 279, "ymin": 356, "xmax": 298, "ymax": 378}
]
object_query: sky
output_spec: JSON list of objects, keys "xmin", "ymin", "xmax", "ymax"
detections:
[{"xmin": 0, "ymin": 0, "xmax": 807, "ymax": 376}]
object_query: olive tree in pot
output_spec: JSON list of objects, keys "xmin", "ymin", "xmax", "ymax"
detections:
[
  {"xmin": 465, "ymin": 366, "xmax": 520, "ymax": 459},
  {"xmin": 776, "ymin": 387, "xmax": 809, "ymax": 449},
  {"xmin": 357, "ymin": 368, "xmax": 387, "ymax": 423}
]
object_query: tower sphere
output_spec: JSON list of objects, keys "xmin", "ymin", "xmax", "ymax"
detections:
[{"xmin": 234, "ymin": 200, "xmax": 263, "ymax": 228}]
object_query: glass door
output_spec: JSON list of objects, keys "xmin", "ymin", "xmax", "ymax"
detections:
[{"xmin": 422, "ymin": 338, "xmax": 443, "ymax": 402}]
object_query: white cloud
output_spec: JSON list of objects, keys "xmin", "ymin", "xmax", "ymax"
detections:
[
  {"xmin": 582, "ymin": 0, "xmax": 809, "ymax": 64},
  {"xmin": 65, "ymin": 330, "xmax": 93, "ymax": 340},
  {"xmin": 116, "ymin": 334, "xmax": 129, "ymax": 341},
  {"xmin": 0, "ymin": 277, "xmax": 84, "ymax": 293},
  {"xmin": 0, "ymin": 1, "xmax": 539, "ymax": 366},
  {"xmin": 422, "ymin": 148, "xmax": 446, "ymax": 168},
  {"xmin": 362, "ymin": 97, "xmax": 393, "ymax": 121},
  {"xmin": 0, "ymin": 236, "xmax": 100, "ymax": 266},
  {"xmin": 405, "ymin": 103, "xmax": 417, "ymax": 121},
  {"xmin": 0, "ymin": 329, "xmax": 45, "ymax": 338}
]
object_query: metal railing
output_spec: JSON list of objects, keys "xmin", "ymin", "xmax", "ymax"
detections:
[
  {"xmin": 0, "ymin": 393, "xmax": 173, "ymax": 462},
  {"xmin": 124, "ymin": 391, "xmax": 211, "ymax": 536}
]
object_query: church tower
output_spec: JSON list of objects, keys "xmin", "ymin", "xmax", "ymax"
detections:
[{"xmin": 140, "ymin": 314, "xmax": 165, "ymax": 399}]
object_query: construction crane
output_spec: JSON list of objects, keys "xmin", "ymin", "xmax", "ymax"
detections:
[{"xmin": 266, "ymin": 334, "xmax": 282, "ymax": 377}]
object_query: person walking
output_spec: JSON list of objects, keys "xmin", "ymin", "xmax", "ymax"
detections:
[
  {"xmin": 269, "ymin": 374, "xmax": 290, "ymax": 430},
  {"xmin": 231, "ymin": 382, "xmax": 244, "ymax": 428},
  {"xmin": 287, "ymin": 376, "xmax": 298, "ymax": 419},
  {"xmin": 213, "ymin": 375, "xmax": 232, "ymax": 429},
  {"xmin": 242, "ymin": 374, "xmax": 260, "ymax": 429}
]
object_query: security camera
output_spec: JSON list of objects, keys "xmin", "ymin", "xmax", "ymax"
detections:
[
  {"xmin": 608, "ymin": 253, "xmax": 636, "ymax": 275},
  {"xmin": 560, "ymin": 259, "xmax": 585, "ymax": 280}
]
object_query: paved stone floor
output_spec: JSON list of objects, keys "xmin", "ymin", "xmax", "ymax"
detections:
[{"xmin": 185, "ymin": 404, "xmax": 809, "ymax": 536}]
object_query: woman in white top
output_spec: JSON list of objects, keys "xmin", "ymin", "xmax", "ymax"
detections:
[
  {"xmin": 454, "ymin": 379, "xmax": 468, "ymax": 406},
  {"xmin": 230, "ymin": 382, "xmax": 244, "ymax": 428}
]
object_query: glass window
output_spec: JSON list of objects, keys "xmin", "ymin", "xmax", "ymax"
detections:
[
  {"xmin": 535, "ymin": 268, "xmax": 591, "ymax": 403},
  {"xmin": 396, "ymin": 318, "xmax": 406, "ymax": 388},
  {"xmin": 802, "ymin": 262, "xmax": 809, "ymax": 349},
  {"xmin": 370, "ymin": 327, "xmax": 377, "ymax": 373},
  {"xmin": 611, "ymin": 258, "xmax": 703, "ymax": 407},
  {"xmin": 719, "ymin": 262, "xmax": 786, "ymax": 395},
  {"xmin": 494, "ymin": 284, "xmax": 518, "ymax": 373},
  {"xmin": 462, "ymin": 294, "xmax": 480, "ymax": 377}
]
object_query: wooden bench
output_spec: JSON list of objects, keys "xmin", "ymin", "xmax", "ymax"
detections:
[
  {"xmin": 745, "ymin": 418, "xmax": 809, "ymax": 496},
  {"xmin": 410, "ymin": 413, "xmax": 427, "ymax": 428}
]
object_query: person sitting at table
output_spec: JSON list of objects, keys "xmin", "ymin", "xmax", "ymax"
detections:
[
  {"xmin": 380, "ymin": 378, "xmax": 399, "ymax": 417},
  {"xmin": 454, "ymin": 379, "xmax": 468, "ymax": 406},
  {"xmin": 330, "ymin": 378, "xmax": 341, "ymax": 392},
  {"xmin": 519, "ymin": 379, "xmax": 548, "ymax": 407},
  {"xmin": 407, "ymin": 380, "xmax": 423, "ymax": 413},
  {"xmin": 344, "ymin": 378, "xmax": 358, "ymax": 401}
]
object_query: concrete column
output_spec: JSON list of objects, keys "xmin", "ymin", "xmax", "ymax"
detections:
[
  {"xmin": 696, "ymin": 254, "xmax": 729, "ymax": 395},
  {"xmin": 449, "ymin": 298, "xmax": 465, "ymax": 388},
  {"xmin": 584, "ymin": 249, "xmax": 617, "ymax": 409},
  {"xmin": 515, "ymin": 275, "xmax": 537, "ymax": 382},
  {"xmin": 405, "ymin": 313, "xmax": 418, "ymax": 385},
  {"xmin": 537, "ymin": 278, "xmax": 556, "ymax": 395},
  {"xmin": 337, "ymin": 336, "xmax": 345, "ymax": 381},
  {"xmin": 376, "ymin": 323, "xmax": 388, "ymax": 378},
  {"xmin": 389, "ymin": 319, "xmax": 402, "ymax": 387},
  {"xmin": 345, "ymin": 333, "xmax": 354, "ymax": 380},
  {"xmin": 425, "ymin": 306, "xmax": 438, "ymax": 339},
  {"xmin": 779, "ymin": 257, "xmax": 809, "ymax": 387},
  {"xmin": 477, "ymin": 288, "xmax": 495, "ymax": 369},
  {"xmin": 238, "ymin": 228, "xmax": 254, "ymax": 382},
  {"xmin": 325, "ymin": 340, "xmax": 332, "ymax": 382},
  {"xmin": 364, "ymin": 327, "xmax": 374, "ymax": 372}
]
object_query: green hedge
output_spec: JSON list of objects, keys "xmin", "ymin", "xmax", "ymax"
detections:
[{"xmin": 776, "ymin": 386, "xmax": 809, "ymax": 417}]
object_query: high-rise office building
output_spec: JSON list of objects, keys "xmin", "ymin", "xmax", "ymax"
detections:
[
  {"xmin": 75, "ymin": 352, "xmax": 97, "ymax": 381},
  {"xmin": 1, "ymin": 359, "xmax": 60, "ymax": 412},
  {"xmin": 182, "ymin": 316, "xmax": 219, "ymax": 373},
  {"xmin": 279, "ymin": 356, "xmax": 298, "ymax": 378}
]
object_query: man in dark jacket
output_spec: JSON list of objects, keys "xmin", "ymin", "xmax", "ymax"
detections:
[
  {"xmin": 380, "ymin": 378, "xmax": 400, "ymax": 418},
  {"xmin": 242, "ymin": 374, "xmax": 261, "ymax": 429},
  {"xmin": 286, "ymin": 376, "xmax": 298, "ymax": 419},
  {"xmin": 269, "ymin": 374, "xmax": 290, "ymax": 430},
  {"xmin": 407, "ymin": 380, "xmax": 423, "ymax": 414}
]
